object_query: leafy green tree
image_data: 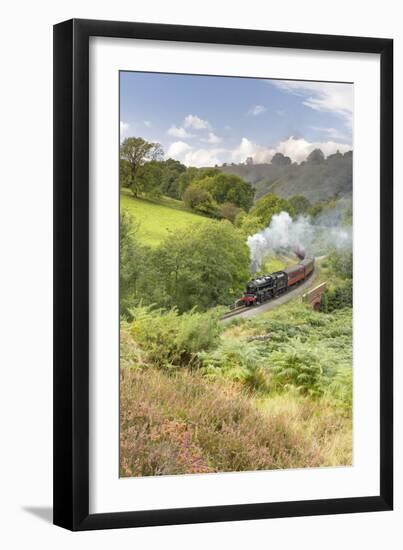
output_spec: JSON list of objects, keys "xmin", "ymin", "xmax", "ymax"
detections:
[
  {"xmin": 320, "ymin": 281, "xmax": 352, "ymax": 312},
  {"xmin": 288, "ymin": 195, "xmax": 311, "ymax": 215},
  {"xmin": 160, "ymin": 158, "xmax": 187, "ymax": 199},
  {"xmin": 120, "ymin": 210, "xmax": 147, "ymax": 315},
  {"xmin": 237, "ymin": 214, "xmax": 264, "ymax": 237},
  {"xmin": 183, "ymin": 184, "xmax": 219, "ymax": 217},
  {"xmin": 120, "ymin": 137, "xmax": 163, "ymax": 197},
  {"xmin": 120, "ymin": 159, "xmax": 131, "ymax": 188},
  {"xmin": 309, "ymin": 201, "xmax": 324, "ymax": 218},
  {"xmin": 151, "ymin": 221, "xmax": 250, "ymax": 312},
  {"xmin": 178, "ymin": 167, "xmax": 219, "ymax": 198},
  {"xmin": 178, "ymin": 167, "xmax": 199, "ymax": 197},
  {"xmin": 320, "ymin": 250, "xmax": 353, "ymax": 312},
  {"xmin": 328, "ymin": 250, "xmax": 353, "ymax": 279},
  {"xmin": 249, "ymin": 193, "xmax": 295, "ymax": 226},
  {"xmin": 219, "ymin": 202, "xmax": 242, "ymax": 223},
  {"xmin": 137, "ymin": 161, "xmax": 164, "ymax": 197},
  {"xmin": 235, "ymin": 193, "xmax": 295, "ymax": 235},
  {"xmin": 190, "ymin": 172, "xmax": 254, "ymax": 211}
]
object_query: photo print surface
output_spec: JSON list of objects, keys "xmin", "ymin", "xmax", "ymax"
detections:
[{"xmin": 119, "ymin": 71, "xmax": 353, "ymax": 478}]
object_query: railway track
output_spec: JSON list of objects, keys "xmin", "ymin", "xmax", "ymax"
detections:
[
  {"xmin": 221, "ymin": 268, "xmax": 317, "ymax": 322},
  {"xmin": 221, "ymin": 304, "xmax": 248, "ymax": 320}
]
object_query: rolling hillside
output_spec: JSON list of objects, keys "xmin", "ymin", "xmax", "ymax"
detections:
[
  {"xmin": 120, "ymin": 189, "xmax": 212, "ymax": 246},
  {"xmin": 219, "ymin": 151, "xmax": 352, "ymax": 203}
]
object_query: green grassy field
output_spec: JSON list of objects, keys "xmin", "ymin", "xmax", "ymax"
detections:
[{"xmin": 120, "ymin": 189, "xmax": 212, "ymax": 246}]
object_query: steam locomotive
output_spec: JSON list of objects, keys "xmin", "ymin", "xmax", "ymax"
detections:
[{"xmin": 240, "ymin": 257, "xmax": 315, "ymax": 306}]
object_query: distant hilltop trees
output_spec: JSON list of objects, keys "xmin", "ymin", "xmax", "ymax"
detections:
[
  {"xmin": 219, "ymin": 148, "xmax": 353, "ymax": 203},
  {"xmin": 271, "ymin": 152, "xmax": 292, "ymax": 166}
]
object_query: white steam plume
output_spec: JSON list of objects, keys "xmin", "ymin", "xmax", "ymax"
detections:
[{"xmin": 247, "ymin": 211, "xmax": 351, "ymax": 272}]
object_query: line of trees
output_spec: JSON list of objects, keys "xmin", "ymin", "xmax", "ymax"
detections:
[{"xmin": 120, "ymin": 137, "xmax": 255, "ymax": 221}]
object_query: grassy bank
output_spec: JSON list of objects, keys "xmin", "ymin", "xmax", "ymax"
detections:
[{"xmin": 120, "ymin": 189, "xmax": 212, "ymax": 246}]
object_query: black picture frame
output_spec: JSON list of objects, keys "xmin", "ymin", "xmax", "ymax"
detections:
[{"xmin": 53, "ymin": 18, "xmax": 393, "ymax": 531}]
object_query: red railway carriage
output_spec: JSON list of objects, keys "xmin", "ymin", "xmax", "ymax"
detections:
[
  {"xmin": 283, "ymin": 264, "xmax": 305, "ymax": 287},
  {"xmin": 300, "ymin": 257, "xmax": 314, "ymax": 278}
]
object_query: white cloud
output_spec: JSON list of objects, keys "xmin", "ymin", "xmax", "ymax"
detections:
[
  {"xmin": 249, "ymin": 105, "xmax": 266, "ymax": 116},
  {"xmin": 275, "ymin": 136, "xmax": 351, "ymax": 163},
  {"xmin": 231, "ymin": 138, "xmax": 266, "ymax": 163},
  {"xmin": 183, "ymin": 114, "xmax": 211, "ymax": 130},
  {"xmin": 167, "ymin": 135, "xmax": 351, "ymax": 167},
  {"xmin": 120, "ymin": 121, "xmax": 129, "ymax": 138},
  {"xmin": 167, "ymin": 125, "xmax": 194, "ymax": 139},
  {"xmin": 166, "ymin": 141, "xmax": 192, "ymax": 158},
  {"xmin": 182, "ymin": 148, "xmax": 224, "ymax": 167},
  {"xmin": 202, "ymin": 132, "xmax": 222, "ymax": 144},
  {"xmin": 144, "ymin": 120, "xmax": 151, "ymax": 127},
  {"xmin": 272, "ymin": 80, "xmax": 353, "ymax": 127},
  {"xmin": 166, "ymin": 141, "xmax": 224, "ymax": 167}
]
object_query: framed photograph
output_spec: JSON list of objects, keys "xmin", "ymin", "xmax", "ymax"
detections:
[{"xmin": 53, "ymin": 19, "xmax": 393, "ymax": 530}]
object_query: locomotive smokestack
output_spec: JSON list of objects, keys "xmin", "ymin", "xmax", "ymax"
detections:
[{"xmin": 294, "ymin": 247, "xmax": 306, "ymax": 260}]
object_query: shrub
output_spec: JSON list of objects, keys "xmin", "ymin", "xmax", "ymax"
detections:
[
  {"xmin": 119, "ymin": 210, "xmax": 147, "ymax": 315},
  {"xmin": 219, "ymin": 202, "xmax": 242, "ymax": 223},
  {"xmin": 321, "ymin": 280, "xmax": 353, "ymax": 312},
  {"xmin": 327, "ymin": 249, "xmax": 353, "ymax": 279},
  {"xmin": 129, "ymin": 306, "xmax": 222, "ymax": 368},
  {"xmin": 324, "ymin": 367, "xmax": 353, "ymax": 414},
  {"xmin": 200, "ymin": 338, "xmax": 270, "ymax": 393},
  {"xmin": 269, "ymin": 341, "xmax": 328, "ymax": 397},
  {"xmin": 183, "ymin": 184, "xmax": 219, "ymax": 217}
]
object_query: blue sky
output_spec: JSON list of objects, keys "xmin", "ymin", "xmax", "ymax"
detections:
[{"xmin": 120, "ymin": 72, "xmax": 353, "ymax": 166}]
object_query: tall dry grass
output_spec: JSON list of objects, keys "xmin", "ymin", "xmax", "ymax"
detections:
[{"xmin": 120, "ymin": 367, "xmax": 351, "ymax": 477}]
